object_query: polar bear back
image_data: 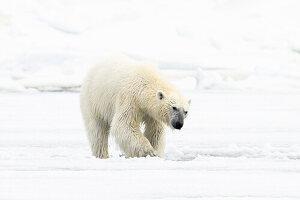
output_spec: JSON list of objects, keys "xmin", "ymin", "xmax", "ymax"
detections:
[{"xmin": 80, "ymin": 57, "xmax": 175, "ymax": 124}]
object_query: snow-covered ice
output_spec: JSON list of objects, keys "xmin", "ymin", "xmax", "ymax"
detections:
[{"xmin": 1, "ymin": 91, "xmax": 300, "ymax": 199}]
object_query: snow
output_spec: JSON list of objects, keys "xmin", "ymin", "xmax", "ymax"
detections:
[
  {"xmin": 1, "ymin": 0, "xmax": 300, "ymax": 91},
  {"xmin": 1, "ymin": 91, "xmax": 300, "ymax": 199}
]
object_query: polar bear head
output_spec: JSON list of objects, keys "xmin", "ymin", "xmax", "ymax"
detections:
[{"xmin": 156, "ymin": 90, "xmax": 191, "ymax": 130}]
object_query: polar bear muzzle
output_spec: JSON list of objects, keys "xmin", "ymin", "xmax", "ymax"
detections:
[{"xmin": 171, "ymin": 112, "xmax": 184, "ymax": 129}]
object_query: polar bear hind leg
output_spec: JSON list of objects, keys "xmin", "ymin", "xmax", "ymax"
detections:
[{"xmin": 84, "ymin": 115, "xmax": 110, "ymax": 159}]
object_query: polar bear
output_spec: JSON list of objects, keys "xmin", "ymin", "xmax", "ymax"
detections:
[{"xmin": 80, "ymin": 57, "xmax": 191, "ymax": 158}]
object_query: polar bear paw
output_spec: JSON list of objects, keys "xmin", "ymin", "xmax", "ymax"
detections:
[{"xmin": 138, "ymin": 144, "xmax": 158, "ymax": 157}]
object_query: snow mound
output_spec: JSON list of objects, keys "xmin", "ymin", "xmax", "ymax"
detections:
[{"xmin": 1, "ymin": 0, "xmax": 300, "ymax": 92}]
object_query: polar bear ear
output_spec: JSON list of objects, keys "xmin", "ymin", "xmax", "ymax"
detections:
[
  {"xmin": 188, "ymin": 99, "xmax": 191, "ymax": 105},
  {"xmin": 157, "ymin": 90, "xmax": 165, "ymax": 100}
]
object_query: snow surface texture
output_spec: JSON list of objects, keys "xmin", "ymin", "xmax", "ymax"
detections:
[
  {"xmin": 1, "ymin": 0, "xmax": 300, "ymax": 92},
  {"xmin": 1, "ymin": 91, "xmax": 300, "ymax": 199}
]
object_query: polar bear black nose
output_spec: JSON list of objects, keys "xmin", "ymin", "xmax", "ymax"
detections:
[
  {"xmin": 171, "ymin": 119, "xmax": 183, "ymax": 130},
  {"xmin": 174, "ymin": 121, "xmax": 183, "ymax": 129},
  {"xmin": 171, "ymin": 112, "xmax": 184, "ymax": 130}
]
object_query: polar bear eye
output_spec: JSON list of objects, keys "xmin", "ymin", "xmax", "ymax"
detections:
[
  {"xmin": 172, "ymin": 106, "xmax": 177, "ymax": 111},
  {"xmin": 184, "ymin": 111, "xmax": 188, "ymax": 115}
]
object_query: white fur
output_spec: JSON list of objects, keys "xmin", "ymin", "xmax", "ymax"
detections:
[{"xmin": 80, "ymin": 56, "xmax": 190, "ymax": 158}]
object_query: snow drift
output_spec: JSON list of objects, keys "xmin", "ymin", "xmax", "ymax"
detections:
[{"xmin": 1, "ymin": 0, "xmax": 300, "ymax": 92}]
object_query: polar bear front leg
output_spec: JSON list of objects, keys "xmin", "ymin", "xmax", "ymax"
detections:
[
  {"xmin": 144, "ymin": 118, "xmax": 166, "ymax": 157},
  {"xmin": 110, "ymin": 113, "xmax": 157, "ymax": 158}
]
